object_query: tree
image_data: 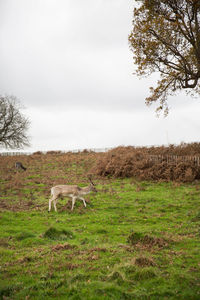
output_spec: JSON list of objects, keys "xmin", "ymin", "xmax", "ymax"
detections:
[
  {"xmin": 129, "ymin": 0, "xmax": 200, "ymax": 114},
  {"xmin": 0, "ymin": 95, "xmax": 30, "ymax": 149}
]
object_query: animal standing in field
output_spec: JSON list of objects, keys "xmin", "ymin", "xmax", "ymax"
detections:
[
  {"xmin": 48, "ymin": 177, "xmax": 97, "ymax": 212},
  {"xmin": 15, "ymin": 161, "xmax": 27, "ymax": 171}
]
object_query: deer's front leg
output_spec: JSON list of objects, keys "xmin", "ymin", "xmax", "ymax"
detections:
[
  {"xmin": 71, "ymin": 196, "xmax": 76, "ymax": 211},
  {"xmin": 78, "ymin": 196, "xmax": 87, "ymax": 207},
  {"xmin": 48, "ymin": 197, "xmax": 53, "ymax": 212}
]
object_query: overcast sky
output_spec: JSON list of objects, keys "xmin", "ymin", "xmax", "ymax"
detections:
[{"xmin": 0, "ymin": 0, "xmax": 199, "ymax": 152}]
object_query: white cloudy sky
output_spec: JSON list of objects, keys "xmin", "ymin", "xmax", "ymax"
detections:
[{"xmin": 0, "ymin": 0, "xmax": 199, "ymax": 152}]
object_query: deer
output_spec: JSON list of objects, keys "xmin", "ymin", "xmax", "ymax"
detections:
[
  {"xmin": 48, "ymin": 177, "xmax": 97, "ymax": 212},
  {"xmin": 15, "ymin": 161, "xmax": 27, "ymax": 171}
]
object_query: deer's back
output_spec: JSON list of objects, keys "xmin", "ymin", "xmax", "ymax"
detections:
[{"xmin": 51, "ymin": 185, "xmax": 81, "ymax": 196}]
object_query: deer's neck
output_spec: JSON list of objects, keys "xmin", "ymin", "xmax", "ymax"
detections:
[{"xmin": 80, "ymin": 186, "xmax": 91, "ymax": 195}]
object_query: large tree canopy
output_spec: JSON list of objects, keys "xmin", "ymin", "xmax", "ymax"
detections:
[
  {"xmin": 129, "ymin": 0, "xmax": 200, "ymax": 114},
  {"xmin": 0, "ymin": 95, "xmax": 30, "ymax": 149}
]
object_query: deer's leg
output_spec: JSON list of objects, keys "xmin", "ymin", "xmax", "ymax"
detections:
[
  {"xmin": 49, "ymin": 195, "xmax": 58, "ymax": 212},
  {"xmin": 71, "ymin": 196, "xmax": 76, "ymax": 211},
  {"xmin": 78, "ymin": 196, "xmax": 87, "ymax": 207},
  {"xmin": 53, "ymin": 198, "xmax": 58, "ymax": 212},
  {"xmin": 48, "ymin": 197, "xmax": 53, "ymax": 212}
]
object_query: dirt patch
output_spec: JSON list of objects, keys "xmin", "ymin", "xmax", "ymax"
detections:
[
  {"xmin": 65, "ymin": 263, "xmax": 79, "ymax": 270},
  {"xmin": 127, "ymin": 232, "xmax": 169, "ymax": 250},
  {"xmin": 0, "ymin": 198, "xmax": 45, "ymax": 212},
  {"xmin": 88, "ymin": 247, "xmax": 107, "ymax": 253},
  {"xmin": 87, "ymin": 254, "xmax": 100, "ymax": 261},
  {"xmin": 18, "ymin": 256, "xmax": 33, "ymax": 264},
  {"xmin": 0, "ymin": 238, "xmax": 9, "ymax": 247},
  {"xmin": 51, "ymin": 243, "xmax": 77, "ymax": 251},
  {"xmin": 134, "ymin": 256, "xmax": 156, "ymax": 267},
  {"xmin": 141, "ymin": 235, "xmax": 168, "ymax": 248}
]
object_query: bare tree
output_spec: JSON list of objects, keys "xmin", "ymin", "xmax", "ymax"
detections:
[{"xmin": 0, "ymin": 95, "xmax": 30, "ymax": 149}]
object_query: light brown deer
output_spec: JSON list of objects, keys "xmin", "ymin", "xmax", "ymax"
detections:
[{"xmin": 48, "ymin": 177, "xmax": 97, "ymax": 212}]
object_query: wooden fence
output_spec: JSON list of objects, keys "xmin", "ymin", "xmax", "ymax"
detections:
[
  {"xmin": 1, "ymin": 151, "xmax": 200, "ymax": 166},
  {"xmin": 148, "ymin": 155, "xmax": 200, "ymax": 166},
  {"xmin": 0, "ymin": 148, "xmax": 111, "ymax": 156},
  {"xmin": 0, "ymin": 151, "xmax": 32, "ymax": 156}
]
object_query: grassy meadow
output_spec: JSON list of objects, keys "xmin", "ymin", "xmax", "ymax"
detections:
[{"xmin": 0, "ymin": 152, "xmax": 200, "ymax": 299}]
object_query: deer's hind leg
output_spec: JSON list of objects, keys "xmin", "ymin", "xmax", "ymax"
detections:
[{"xmin": 48, "ymin": 195, "xmax": 58, "ymax": 212}]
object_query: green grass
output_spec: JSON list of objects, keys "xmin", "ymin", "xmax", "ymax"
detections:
[{"xmin": 0, "ymin": 179, "xmax": 200, "ymax": 299}]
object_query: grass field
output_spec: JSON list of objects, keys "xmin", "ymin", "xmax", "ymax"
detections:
[{"xmin": 0, "ymin": 153, "xmax": 200, "ymax": 299}]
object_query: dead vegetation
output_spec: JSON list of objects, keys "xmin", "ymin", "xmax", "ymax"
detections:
[
  {"xmin": 51, "ymin": 243, "xmax": 77, "ymax": 251},
  {"xmin": 134, "ymin": 256, "xmax": 156, "ymax": 267},
  {"xmin": 92, "ymin": 143, "xmax": 200, "ymax": 182},
  {"xmin": 127, "ymin": 232, "xmax": 169, "ymax": 251}
]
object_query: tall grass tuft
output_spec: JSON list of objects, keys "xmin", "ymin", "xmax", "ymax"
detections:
[{"xmin": 43, "ymin": 227, "xmax": 74, "ymax": 240}]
